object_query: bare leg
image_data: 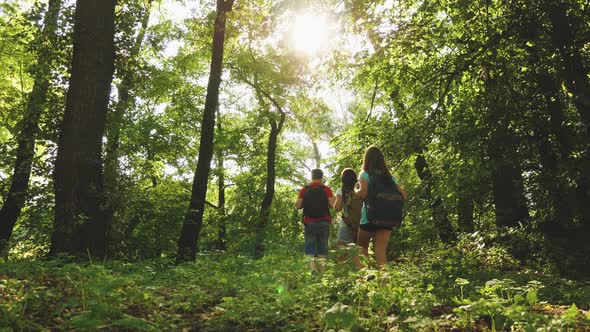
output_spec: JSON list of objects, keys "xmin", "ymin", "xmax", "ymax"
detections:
[
  {"xmin": 374, "ymin": 229, "xmax": 392, "ymax": 267},
  {"xmin": 338, "ymin": 240, "xmax": 364, "ymax": 269},
  {"xmin": 317, "ymin": 255, "xmax": 327, "ymax": 273},
  {"xmin": 336, "ymin": 240, "xmax": 348, "ymax": 263},
  {"xmin": 357, "ymin": 228, "xmax": 373, "ymax": 268},
  {"xmin": 307, "ymin": 254, "xmax": 317, "ymax": 272},
  {"xmin": 352, "ymin": 251, "xmax": 364, "ymax": 269}
]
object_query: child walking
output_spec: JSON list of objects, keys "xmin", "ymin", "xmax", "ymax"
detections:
[
  {"xmin": 333, "ymin": 168, "xmax": 364, "ymax": 269},
  {"xmin": 295, "ymin": 169, "xmax": 335, "ymax": 273},
  {"xmin": 355, "ymin": 146, "xmax": 407, "ymax": 268}
]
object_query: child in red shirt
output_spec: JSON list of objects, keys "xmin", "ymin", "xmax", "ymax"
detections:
[{"xmin": 295, "ymin": 169, "xmax": 335, "ymax": 273}]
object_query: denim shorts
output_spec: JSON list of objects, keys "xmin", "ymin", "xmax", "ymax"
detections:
[
  {"xmin": 337, "ymin": 219, "xmax": 355, "ymax": 244},
  {"xmin": 304, "ymin": 221, "xmax": 330, "ymax": 256}
]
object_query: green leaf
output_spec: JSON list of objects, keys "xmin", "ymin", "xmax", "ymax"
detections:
[
  {"xmin": 525, "ymin": 289, "xmax": 537, "ymax": 306},
  {"xmin": 455, "ymin": 278, "xmax": 470, "ymax": 286},
  {"xmin": 113, "ymin": 315, "xmax": 155, "ymax": 331},
  {"xmin": 563, "ymin": 303, "xmax": 578, "ymax": 319},
  {"xmin": 324, "ymin": 302, "xmax": 357, "ymax": 331},
  {"xmin": 514, "ymin": 294, "xmax": 526, "ymax": 305}
]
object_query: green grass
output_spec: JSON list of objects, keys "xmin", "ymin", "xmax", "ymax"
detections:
[{"xmin": 0, "ymin": 246, "xmax": 589, "ymax": 331}]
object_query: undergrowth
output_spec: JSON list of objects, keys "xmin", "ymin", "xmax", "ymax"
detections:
[{"xmin": 0, "ymin": 245, "xmax": 589, "ymax": 331}]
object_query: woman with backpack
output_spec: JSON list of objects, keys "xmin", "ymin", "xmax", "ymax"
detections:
[
  {"xmin": 333, "ymin": 168, "xmax": 364, "ymax": 269},
  {"xmin": 355, "ymin": 146, "xmax": 407, "ymax": 268}
]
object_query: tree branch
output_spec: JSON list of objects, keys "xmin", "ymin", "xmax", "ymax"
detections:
[
  {"xmin": 181, "ymin": 185, "xmax": 220, "ymax": 209},
  {"xmin": 366, "ymin": 74, "xmax": 380, "ymax": 121},
  {"xmin": 205, "ymin": 200, "xmax": 219, "ymax": 209},
  {"xmin": 224, "ymin": 0, "xmax": 236, "ymax": 12},
  {"xmin": 233, "ymin": 68, "xmax": 286, "ymax": 122}
]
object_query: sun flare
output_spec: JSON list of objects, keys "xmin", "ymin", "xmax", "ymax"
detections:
[{"xmin": 290, "ymin": 14, "xmax": 330, "ymax": 55}]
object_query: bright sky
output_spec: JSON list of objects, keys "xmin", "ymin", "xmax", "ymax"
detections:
[
  {"xmin": 150, "ymin": 0, "xmax": 364, "ymax": 181},
  {"xmin": 289, "ymin": 13, "xmax": 332, "ymax": 56}
]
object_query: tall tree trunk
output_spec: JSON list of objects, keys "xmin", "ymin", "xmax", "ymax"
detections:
[
  {"xmin": 0, "ymin": 0, "xmax": 62, "ymax": 252},
  {"xmin": 103, "ymin": 0, "xmax": 153, "ymax": 250},
  {"xmin": 215, "ymin": 110, "xmax": 226, "ymax": 251},
  {"xmin": 490, "ymin": 124, "xmax": 530, "ymax": 226},
  {"xmin": 312, "ymin": 141, "xmax": 321, "ymax": 168},
  {"xmin": 483, "ymin": 67, "xmax": 530, "ymax": 228},
  {"xmin": 518, "ymin": 9, "xmax": 581, "ymax": 229},
  {"xmin": 545, "ymin": 0, "xmax": 590, "ymax": 131},
  {"xmin": 414, "ymin": 153, "xmax": 455, "ymax": 243},
  {"xmin": 520, "ymin": 10, "xmax": 576, "ymax": 160},
  {"xmin": 50, "ymin": 0, "xmax": 117, "ymax": 257},
  {"xmin": 255, "ymin": 112, "xmax": 286, "ymax": 258},
  {"xmin": 234, "ymin": 66, "xmax": 288, "ymax": 258},
  {"xmin": 146, "ymin": 148, "xmax": 159, "ymax": 187},
  {"xmin": 537, "ymin": 73, "xmax": 575, "ymax": 158},
  {"xmin": 457, "ymin": 193, "xmax": 474, "ymax": 233},
  {"xmin": 176, "ymin": 0, "xmax": 235, "ymax": 262},
  {"xmin": 216, "ymin": 155, "xmax": 227, "ymax": 251},
  {"xmin": 535, "ymin": 73, "xmax": 576, "ymax": 226},
  {"xmin": 536, "ymin": 129, "xmax": 573, "ymax": 226}
]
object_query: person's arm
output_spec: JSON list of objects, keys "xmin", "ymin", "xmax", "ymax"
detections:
[
  {"xmin": 295, "ymin": 197, "xmax": 303, "ymax": 209},
  {"xmin": 334, "ymin": 194, "xmax": 343, "ymax": 211},
  {"xmin": 333, "ymin": 188, "xmax": 343, "ymax": 211},
  {"xmin": 295, "ymin": 187, "xmax": 304, "ymax": 209},
  {"xmin": 325, "ymin": 187, "xmax": 336, "ymax": 207},
  {"xmin": 329, "ymin": 195, "xmax": 336, "ymax": 208},
  {"xmin": 398, "ymin": 184, "xmax": 407, "ymax": 201},
  {"xmin": 350, "ymin": 182, "xmax": 360, "ymax": 198},
  {"xmin": 355, "ymin": 176, "xmax": 369, "ymax": 200}
]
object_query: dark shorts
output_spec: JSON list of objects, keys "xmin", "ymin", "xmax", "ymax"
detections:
[
  {"xmin": 359, "ymin": 222, "xmax": 394, "ymax": 232},
  {"xmin": 304, "ymin": 221, "xmax": 330, "ymax": 256}
]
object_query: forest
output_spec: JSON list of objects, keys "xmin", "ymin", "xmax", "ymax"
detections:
[{"xmin": 0, "ymin": 0, "xmax": 589, "ymax": 330}]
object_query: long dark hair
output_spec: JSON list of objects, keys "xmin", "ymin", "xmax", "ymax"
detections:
[
  {"xmin": 362, "ymin": 146, "xmax": 393, "ymax": 182},
  {"xmin": 341, "ymin": 168, "xmax": 357, "ymax": 203}
]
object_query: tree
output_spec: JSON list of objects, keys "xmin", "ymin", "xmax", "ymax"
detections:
[
  {"xmin": 291, "ymin": 96, "xmax": 336, "ymax": 169},
  {"xmin": 482, "ymin": 63, "xmax": 530, "ymax": 228},
  {"xmin": 214, "ymin": 106, "xmax": 227, "ymax": 250},
  {"xmin": 255, "ymin": 90, "xmax": 286, "ymax": 258},
  {"xmin": 543, "ymin": 0, "xmax": 590, "ymax": 230},
  {"xmin": 0, "ymin": 0, "xmax": 62, "ymax": 252},
  {"xmin": 543, "ymin": 0, "xmax": 590, "ymax": 133},
  {"xmin": 103, "ymin": 0, "xmax": 154, "ymax": 254},
  {"xmin": 231, "ymin": 42, "xmax": 304, "ymax": 257},
  {"xmin": 414, "ymin": 153, "xmax": 455, "ymax": 243},
  {"xmin": 176, "ymin": 0, "xmax": 236, "ymax": 262},
  {"xmin": 50, "ymin": 0, "xmax": 117, "ymax": 257}
]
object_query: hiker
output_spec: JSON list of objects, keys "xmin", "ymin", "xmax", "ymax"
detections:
[
  {"xmin": 295, "ymin": 168, "xmax": 335, "ymax": 273},
  {"xmin": 333, "ymin": 168, "xmax": 364, "ymax": 269},
  {"xmin": 355, "ymin": 146, "xmax": 407, "ymax": 268}
]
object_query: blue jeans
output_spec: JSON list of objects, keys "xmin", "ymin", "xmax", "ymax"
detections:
[
  {"xmin": 304, "ymin": 221, "xmax": 330, "ymax": 256},
  {"xmin": 336, "ymin": 219, "xmax": 355, "ymax": 244}
]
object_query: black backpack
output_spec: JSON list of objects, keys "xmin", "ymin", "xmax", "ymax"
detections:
[
  {"xmin": 366, "ymin": 175, "xmax": 404, "ymax": 228},
  {"xmin": 302, "ymin": 185, "xmax": 330, "ymax": 218}
]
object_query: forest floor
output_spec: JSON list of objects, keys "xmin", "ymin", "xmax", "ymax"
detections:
[{"xmin": 1, "ymin": 245, "xmax": 589, "ymax": 331}]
